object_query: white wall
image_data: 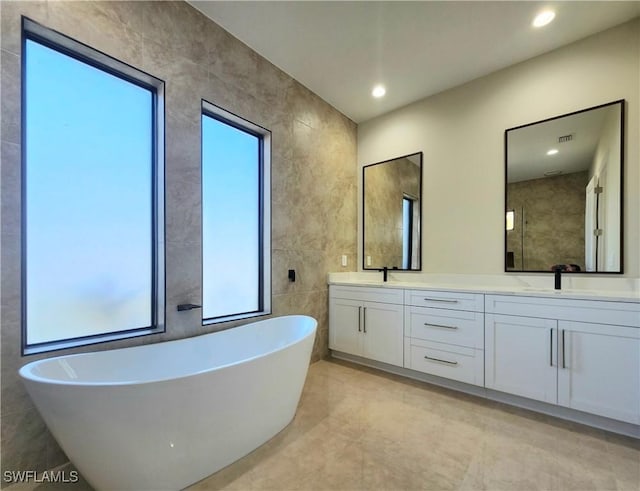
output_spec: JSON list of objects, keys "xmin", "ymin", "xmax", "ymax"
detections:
[{"xmin": 358, "ymin": 19, "xmax": 639, "ymax": 277}]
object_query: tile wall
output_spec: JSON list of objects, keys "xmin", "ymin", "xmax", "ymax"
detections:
[
  {"xmin": 0, "ymin": 0, "xmax": 357, "ymax": 477},
  {"xmin": 507, "ymin": 171, "xmax": 588, "ymax": 271}
]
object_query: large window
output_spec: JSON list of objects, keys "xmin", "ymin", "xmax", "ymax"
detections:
[
  {"xmin": 201, "ymin": 101, "xmax": 271, "ymax": 322},
  {"xmin": 22, "ymin": 19, "xmax": 165, "ymax": 353}
]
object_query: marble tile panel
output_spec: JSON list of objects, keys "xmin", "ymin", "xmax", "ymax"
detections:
[
  {"xmin": 1, "ymin": 49, "xmax": 20, "ymax": 145},
  {"xmin": 268, "ymin": 118, "xmax": 294, "ymax": 165},
  {"xmin": 208, "ymin": 31, "xmax": 259, "ymax": 100},
  {"xmin": 141, "ymin": 0, "xmax": 209, "ymax": 65},
  {"xmin": 0, "ymin": 0, "xmax": 48, "ymax": 56},
  {"xmin": 324, "ymin": 181, "xmax": 358, "ymax": 253},
  {"xmin": 1, "ymin": 140, "xmax": 20, "ymax": 240},
  {"xmin": 1, "ymin": 406, "xmax": 49, "ymax": 475},
  {"xmin": 165, "ymin": 116, "xmax": 201, "ymax": 246},
  {"xmin": 284, "ymin": 81, "xmax": 326, "ymax": 131},
  {"xmin": 272, "ymin": 290, "xmax": 328, "ymax": 361},
  {"xmin": 164, "ymin": 239, "xmax": 202, "ymax": 340},
  {"xmin": 205, "ymin": 71, "xmax": 270, "ymax": 131},
  {"xmin": 272, "ymin": 249, "xmax": 336, "ymax": 296},
  {"xmin": 141, "ymin": 37, "xmax": 207, "ymax": 124},
  {"xmin": 1, "ymin": 360, "xmax": 33, "ymax": 433},
  {"xmin": 46, "ymin": 1, "xmax": 143, "ymax": 69},
  {"xmin": 275, "ymin": 195, "xmax": 332, "ymax": 252},
  {"xmin": 255, "ymin": 57, "xmax": 294, "ymax": 121},
  {"xmin": 85, "ymin": 1, "xmax": 146, "ymax": 34}
]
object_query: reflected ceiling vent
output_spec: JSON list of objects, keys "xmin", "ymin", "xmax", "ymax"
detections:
[
  {"xmin": 544, "ymin": 170, "xmax": 563, "ymax": 177},
  {"xmin": 558, "ymin": 134, "xmax": 573, "ymax": 143}
]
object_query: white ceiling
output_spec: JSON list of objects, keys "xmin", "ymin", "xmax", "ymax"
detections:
[{"xmin": 189, "ymin": 1, "xmax": 640, "ymax": 124}]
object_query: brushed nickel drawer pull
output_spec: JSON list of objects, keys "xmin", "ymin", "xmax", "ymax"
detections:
[
  {"xmin": 424, "ymin": 323, "xmax": 458, "ymax": 330},
  {"xmin": 424, "ymin": 355, "xmax": 458, "ymax": 366},
  {"xmin": 423, "ymin": 298, "xmax": 459, "ymax": 303},
  {"xmin": 358, "ymin": 306, "xmax": 362, "ymax": 332}
]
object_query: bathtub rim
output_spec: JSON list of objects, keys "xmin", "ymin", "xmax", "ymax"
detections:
[{"xmin": 19, "ymin": 315, "xmax": 317, "ymax": 388}]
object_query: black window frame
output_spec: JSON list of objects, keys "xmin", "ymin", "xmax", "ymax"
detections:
[
  {"xmin": 21, "ymin": 17, "xmax": 166, "ymax": 355},
  {"xmin": 200, "ymin": 99, "xmax": 272, "ymax": 325}
]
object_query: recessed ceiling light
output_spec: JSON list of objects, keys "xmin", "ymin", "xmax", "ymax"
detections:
[
  {"xmin": 372, "ymin": 85, "xmax": 386, "ymax": 98},
  {"xmin": 547, "ymin": 148, "xmax": 559, "ymax": 156},
  {"xmin": 533, "ymin": 10, "xmax": 555, "ymax": 28}
]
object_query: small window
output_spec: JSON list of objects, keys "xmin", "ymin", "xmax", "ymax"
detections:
[
  {"xmin": 402, "ymin": 196, "xmax": 414, "ymax": 269},
  {"xmin": 22, "ymin": 18, "xmax": 165, "ymax": 354},
  {"xmin": 201, "ymin": 101, "xmax": 271, "ymax": 323}
]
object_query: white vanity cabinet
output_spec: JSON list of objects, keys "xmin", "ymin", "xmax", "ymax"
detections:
[
  {"xmin": 485, "ymin": 314, "xmax": 558, "ymax": 403},
  {"xmin": 485, "ymin": 295, "xmax": 640, "ymax": 425},
  {"xmin": 404, "ymin": 289, "xmax": 485, "ymax": 386},
  {"xmin": 328, "ymin": 279, "xmax": 640, "ymax": 433},
  {"xmin": 329, "ymin": 285, "xmax": 404, "ymax": 367},
  {"xmin": 557, "ymin": 320, "xmax": 640, "ymax": 424}
]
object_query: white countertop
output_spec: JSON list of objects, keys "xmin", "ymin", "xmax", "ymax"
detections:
[{"xmin": 328, "ymin": 272, "xmax": 640, "ymax": 303}]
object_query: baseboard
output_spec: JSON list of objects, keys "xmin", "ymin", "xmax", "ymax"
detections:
[{"xmin": 330, "ymin": 350, "xmax": 640, "ymax": 439}]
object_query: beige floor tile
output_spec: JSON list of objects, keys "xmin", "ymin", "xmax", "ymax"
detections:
[{"xmin": 183, "ymin": 359, "xmax": 638, "ymax": 491}]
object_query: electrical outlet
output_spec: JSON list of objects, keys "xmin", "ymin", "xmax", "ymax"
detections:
[{"xmin": 341, "ymin": 255, "xmax": 348, "ymax": 266}]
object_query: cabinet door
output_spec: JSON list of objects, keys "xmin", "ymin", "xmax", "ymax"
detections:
[
  {"xmin": 329, "ymin": 298, "xmax": 363, "ymax": 356},
  {"xmin": 485, "ymin": 314, "xmax": 558, "ymax": 404},
  {"xmin": 362, "ymin": 301, "xmax": 404, "ymax": 367},
  {"xmin": 558, "ymin": 321, "xmax": 640, "ymax": 424}
]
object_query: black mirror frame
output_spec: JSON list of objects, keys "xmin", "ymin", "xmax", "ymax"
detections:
[
  {"xmin": 362, "ymin": 152, "xmax": 423, "ymax": 272},
  {"xmin": 504, "ymin": 100, "xmax": 625, "ymax": 274}
]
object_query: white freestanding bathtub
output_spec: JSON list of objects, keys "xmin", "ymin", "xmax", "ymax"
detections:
[{"xmin": 20, "ymin": 315, "xmax": 317, "ymax": 491}]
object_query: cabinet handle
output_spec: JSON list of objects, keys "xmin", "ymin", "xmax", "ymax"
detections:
[
  {"xmin": 561, "ymin": 329, "xmax": 566, "ymax": 369},
  {"xmin": 424, "ymin": 323, "xmax": 458, "ymax": 330},
  {"xmin": 550, "ymin": 328, "xmax": 553, "ymax": 367},
  {"xmin": 424, "ymin": 298, "xmax": 459, "ymax": 303},
  {"xmin": 424, "ymin": 355, "xmax": 458, "ymax": 366},
  {"xmin": 363, "ymin": 307, "xmax": 367, "ymax": 333},
  {"xmin": 357, "ymin": 306, "xmax": 362, "ymax": 332}
]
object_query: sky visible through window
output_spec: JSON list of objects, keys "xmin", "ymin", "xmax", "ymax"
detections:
[
  {"xmin": 202, "ymin": 114, "xmax": 260, "ymax": 319},
  {"xmin": 25, "ymin": 39, "xmax": 153, "ymax": 345}
]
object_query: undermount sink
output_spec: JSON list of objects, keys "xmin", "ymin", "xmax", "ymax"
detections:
[
  {"xmin": 520, "ymin": 287, "xmax": 585, "ymax": 294},
  {"xmin": 521, "ymin": 287, "xmax": 559, "ymax": 292}
]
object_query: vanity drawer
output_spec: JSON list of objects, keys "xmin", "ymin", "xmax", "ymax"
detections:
[
  {"xmin": 405, "ymin": 338, "xmax": 484, "ymax": 386},
  {"xmin": 405, "ymin": 306, "xmax": 484, "ymax": 349},
  {"xmin": 404, "ymin": 289, "xmax": 484, "ymax": 312},
  {"xmin": 329, "ymin": 285, "xmax": 403, "ymax": 304},
  {"xmin": 485, "ymin": 295, "xmax": 640, "ymax": 327}
]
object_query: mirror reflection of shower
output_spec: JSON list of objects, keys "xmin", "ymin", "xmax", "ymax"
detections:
[{"xmin": 506, "ymin": 207, "xmax": 525, "ymax": 270}]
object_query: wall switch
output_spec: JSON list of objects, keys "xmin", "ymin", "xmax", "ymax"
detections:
[
  {"xmin": 366, "ymin": 255, "xmax": 372, "ymax": 266},
  {"xmin": 341, "ymin": 255, "xmax": 348, "ymax": 266}
]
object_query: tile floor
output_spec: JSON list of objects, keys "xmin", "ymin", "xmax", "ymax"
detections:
[
  {"xmin": 17, "ymin": 358, "xmax": 640, "ymax": 490},
  {"xmin": 188, "ymin": 359, "xmax": 639, "ymax": 491}
]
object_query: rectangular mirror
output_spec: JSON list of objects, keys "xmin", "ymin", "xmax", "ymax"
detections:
[
  {"xmin": 363, "ymin": 152, "xmax": 422, "ymax": 271},
  {"xmin": 505, "ymin": 100, "xmax": 624, "ymax": 273}
]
